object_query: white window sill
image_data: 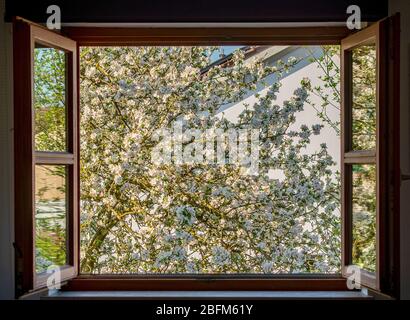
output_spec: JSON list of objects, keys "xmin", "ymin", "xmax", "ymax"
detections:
[{"xmin": 42, "ymin": 290, "xmax": 372, "ymax": 300}]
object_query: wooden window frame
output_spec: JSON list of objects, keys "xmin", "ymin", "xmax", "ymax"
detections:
[
  {"xmin": 340, "ymin": 22, "xmax": 381, "ymax": 290},
  {"xmin": 340, "ymin": 16, "xmax": 401, "ymax": 296},
  {"xmin": 13, "ymin": 18, "xmax": 400, "ymax": 297},
  {"xmin": 13, "ymin": 18, "xmax": 79, "ymax": 296}
]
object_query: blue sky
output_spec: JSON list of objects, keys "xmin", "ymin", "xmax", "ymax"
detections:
[{"xmin": 209, "ymin": 46, "xmax": 243, "ymax": 63}]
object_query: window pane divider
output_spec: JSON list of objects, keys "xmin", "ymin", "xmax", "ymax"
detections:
[
  {"xmin": 344, "ymin": 150, "xmax": 376, "ymax": 164},
  {"xmin": 34, "ymin": 152, "xmax": 75, "ymax": 165},
  {"xmin": 35, "ymin": 151, "xmax": 75, "ymax": 165}
]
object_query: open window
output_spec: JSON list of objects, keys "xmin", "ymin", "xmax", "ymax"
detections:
[
  {"xmin": 13, "ymin": 15, "xmax": 399, "ymax": 298},
  {"xmin": 13, "ymin": 18, "xmax": 79, "ymax": 295},
  {"xmin": 340, "ymin": 16, "xmax": 400, "ymax": 293}
]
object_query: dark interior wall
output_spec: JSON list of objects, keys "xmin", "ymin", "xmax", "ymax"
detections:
[
  {"xmin": 5, "ymin": 0, "xmax": 387, "ymax": 23},
  {"xmin": 1, "ymin": 0, "xmax": 394, "ymax": 300},
  {"xmin": 0, "ymin": 0, "xmax": 13, "ymax": 299},
  {"xmin": 389, "ymin": 0, "xmax": 410, "ymax": 300}
]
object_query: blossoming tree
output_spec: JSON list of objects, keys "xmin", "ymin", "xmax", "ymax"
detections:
[{"xmin": 78, "ymin": 47, "xmax": 341, "ymax": 274}]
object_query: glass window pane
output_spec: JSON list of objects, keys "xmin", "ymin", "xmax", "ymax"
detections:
[
  {"xmin": 35, "ymin": 165, "xmax": 68, "ymax": 273},
  {"xmin": 352, "ymin": 164, "xmax": 376, "ymax": 272},
  {"xmin": 34, "ymin": 44, "xmax": 67, "ymax": 152},
  {"xmin": 351, "ymin": 44, "xmax": 377, "ymax": 150}
]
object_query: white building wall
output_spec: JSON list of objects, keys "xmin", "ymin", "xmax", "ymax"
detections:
[{"xmin": 222, "ymin": 47, "xmax": 340, "ymax": 179}]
